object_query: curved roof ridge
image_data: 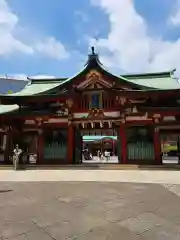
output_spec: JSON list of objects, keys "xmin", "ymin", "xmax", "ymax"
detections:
[
  {"xmin": 3, "ymin": 81, "xmax": 61, "ymax": 96},
  {"xmin": 27, "ymin": 77, "xmax": 68, "ymax": 84},
  {"xmin": 122, "ymin": 69, "xmax": 176, "ymax": 80},
  {"xmin": 0, "ymin": 104, "xmax": 19, "ymax": 115},
  {"xmin": 1, "ymin": 49, "xmax": 180, "ymax": 97}
]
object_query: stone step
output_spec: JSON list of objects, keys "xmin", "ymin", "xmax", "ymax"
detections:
[{"xmin": 0, "ymin": 163, "xmax": 180, "ymax": 171}]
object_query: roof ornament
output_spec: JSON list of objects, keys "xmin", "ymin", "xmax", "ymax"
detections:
[
  {"xmin": 91, "ymin": 46, "xmax": 95, "ymax": 55},
  {"xmin": 84, "ymin": 45, "xmax": 103, "ymax": 67}
]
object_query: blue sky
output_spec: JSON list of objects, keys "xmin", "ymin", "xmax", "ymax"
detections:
[{"xmin": 1, "ymin": 0, "xmax": 180, "ymax": 79}]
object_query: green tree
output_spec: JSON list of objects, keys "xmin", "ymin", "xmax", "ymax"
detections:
[{"xmin": 7, "ymin": 90, "xmax": 13, "ymax": 94}]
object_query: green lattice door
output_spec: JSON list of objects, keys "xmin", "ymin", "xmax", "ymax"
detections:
[
  {"xmin": 116, "ymin": 128, "xmax": 121, "ymax": 163},
  {"xmin": 73, "ymin": 129, "xmax": 82, "ymax": 164}
]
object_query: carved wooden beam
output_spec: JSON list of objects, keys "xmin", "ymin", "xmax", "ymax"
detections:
[
  {"xmin": 108, "ymin": 121, "xmax": 112, "ymax": 128},
  {"xmin": 91, "ymin": 122, "xmax": 94, "ymax": 128}
]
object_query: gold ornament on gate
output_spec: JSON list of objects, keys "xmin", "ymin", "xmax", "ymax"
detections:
[
  {"xmin": 88, "ymin": 108, "xmax": 104, "ymax": 117},
  {"xmin": 36, "ymin": 117, "xmax": 42, "ymax": 126},
  {"xmin": 86, "ymin": 70, "xmax": 102, "ymax": 81},
  {"xmin": 66, "ymin": 99, "xmax": 73, "ymax": 108}
]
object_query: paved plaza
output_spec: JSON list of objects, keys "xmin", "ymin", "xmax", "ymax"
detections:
[{"xmin": 0, "ymin": 170, "xmax": 180, "ymax": 239}]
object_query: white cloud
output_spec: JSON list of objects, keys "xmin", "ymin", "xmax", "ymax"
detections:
[
  {"xmin": 91, "ymin": 0, "xmax": 180, "ymax": 74},
  {"xmin": 35, "ymin": 37, "xmax": 69, "ymax": 60},
  {"xmin": 0, "ymin": 0, "xmax": 33, "ymax": 55},
  {"xmin": 0, "ymin": 0, "xmax": 69, "ymax": 59},
  {"xmin": 169, "ymin": 0, "xmax": 180, "ymax": 26}
]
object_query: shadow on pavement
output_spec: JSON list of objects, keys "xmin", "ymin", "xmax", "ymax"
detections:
[{"xmin": 0, "ymin": 189, "xmax": 13, "ymax": 193}]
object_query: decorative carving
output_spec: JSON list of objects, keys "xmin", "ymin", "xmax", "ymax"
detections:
[
  {"xmin": 144, "ymin": 112, "xmax": 148, "ymax": 118},
  {"xmin": 86, "ymin": 70, "xmax": 103, "ymax": 82},
  {"xmin": 123, "ymin": 106, "xmax": 140, "ymax": 117},
  {"xmin": 132, "ymin": 106, "xmax": 138, "ymax": 114},
  {"xmin": 108, "ymin": 121, "xmax": 112, "ymax": 128},
  {"xmin": 36, "ymin": 117, "xmax": 43, "ymax": 127},
  {"xmin": 154, "ymin": 117, "xmax": 160, "ymax": 124},
  {"xmin": 87, "ymin": 108, "xmax": 105, "ymax": 118},
  {"xmin": 66, "ymin": 99, "xmax": 73, "ymax": 108},
  {"xmin": 35, "ymin": 117, "xmax": 48, "ymax": 126},
  {"xmin": 91, "ymin": 122, "xmax": 95, "ymax": 128},
  {"xmin": 98, "ymin": 109, "xmax": 104, "ymax": 117},
  {"xmin": 121, "ymin": 119, "xmax": 126, "ymax": 124},
  {"xmin": 153, "ymin": 113, "xmax": 161, "ymax": 118},
  {"xmin": 117, "ymin": 97, "xmax": 126, "ymax": 105},
  {"xmin": 153, "ymin": 113, "xmax": 161, "ymax": 123},
  {"xmin": 77, "ymin": 70, "xmax": 113, "ymax": 89},
  {"xmin": 100, "ymin": 121, "xmax": 103, "ymax": 128},
  {"xmin": 56, "ymin": 108, "xmax": 68, "ymax": 116}
]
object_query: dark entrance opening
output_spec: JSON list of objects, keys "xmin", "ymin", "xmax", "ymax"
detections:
[{"xmin": 73, "ymin": 122, "xmax": 121, "ymax": 164}]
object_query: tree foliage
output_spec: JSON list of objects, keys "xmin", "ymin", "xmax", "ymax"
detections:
[{"xmin": 7, "ymin": 90, "xmax": 13, "ymax": 94}]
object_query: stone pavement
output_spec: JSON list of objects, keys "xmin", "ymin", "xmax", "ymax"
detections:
[
  {"xmin": 0, "ymin": 170, "xmax": 180, "ymax": 239},
  {"xmin": 0, "ymin": 181, "xmax": 180, "ymax": 239}
]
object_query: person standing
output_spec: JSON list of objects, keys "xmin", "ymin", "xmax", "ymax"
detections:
[
  {"xmin": 97, "ymin": 150, "xmax": 101, "ymax": 161},
  {"xmin": 104, "ymin": 150, "xmax": 109, "ymax": 162},
  {"xmin": 13, "ymin": 144, "xmax": 22, "ymax": 170}
]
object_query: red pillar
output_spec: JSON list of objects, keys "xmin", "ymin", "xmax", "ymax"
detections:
[
  {"xmin": 67, "ymin": 123, "xmax": 74, "ymax": 164},
  {"xmin": 4, "ymin": 131, "xmax": 11, "ymax": 163},
  {"xmin": 120, "ymin": 125, "xmax": 127, "ymax": 164},
  {"xmin": 153, "ymin": 127, "xmax": 161, "ymax": 164},
  {"xmin": 112, "ymin": 140, "xmax": 115, "ymax": 156},
  {"xmin": 37, "ymin": 130, "xmax": 44, "ymax": 164}
]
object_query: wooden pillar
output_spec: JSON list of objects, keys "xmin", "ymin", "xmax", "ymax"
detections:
[
  {"xmin": 67, "ymin": 123, "xmax": 74, "ymax": 164},
  {"xmin": 2, "ymin": 134, "xmax": 7, "ymax": 163},
  {"xmin": 112, "ymin": 139, "xmax": 115, "ymax": 156},
  {"xmin": 120, "ymin": 125, "xmax": 127, "ymax": 164},
  {"xmin": 4, "ymin": 129, "xmax": 12, "ymax": 163},
  {"xmin": 153, "ymin": 127, "xmax": 162, "ymax": 164},
  {"xmin": 37, "ymin": 129, "xmax": 44, "ymax": 164},
  {"xmin": 177, "ymin": 136, "xmax": 180, "ymax": 164},
  {"xmin": 101, "ymin": 139, "xmax": 103, "ymax": 153}
]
